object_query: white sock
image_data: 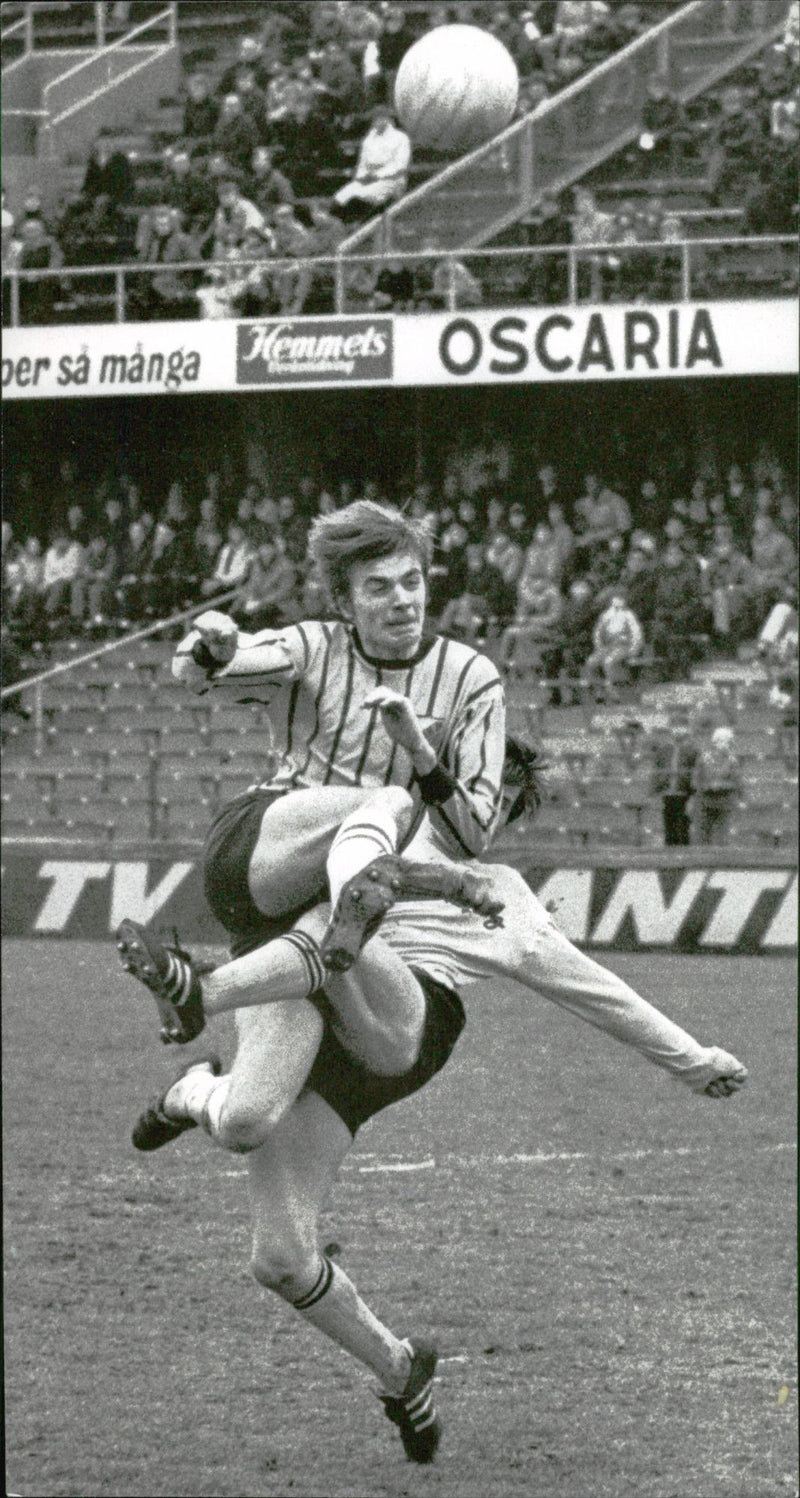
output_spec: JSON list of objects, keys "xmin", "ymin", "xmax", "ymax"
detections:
[
  {"xmin": 202, "ymin": 930, "xmax": 326, "ymax": 1019},
  {"xmin": 327, "ymin": 803, "xmax": 400, "ymax": 908},
  {"xmin": 290, "ymin": 1254, "xmax": 412, "ymax": 1394},
  {"xmin": 164, "ymin": 1067, "xmax": 230, "ymax": 1136}
]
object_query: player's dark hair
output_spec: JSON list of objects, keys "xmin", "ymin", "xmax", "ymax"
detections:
[
  {"xmin": 502, "ymin": 737, "xmax": 548, "ymax": 823},
  {"xmin": 307, "ymin": 501, "xmax": 434, "ymax": 609}
]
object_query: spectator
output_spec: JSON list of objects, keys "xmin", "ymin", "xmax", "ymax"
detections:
[
  {"xmin": 572, "ymin": 186, "xmax": 615, "ymax": 300},
  {"xmin": 502, "ymin": 572, "xmax": 563, "ymax": 671},
  {"xmin": 706, "ymin": 86, "xmax": 766, "ymax": 204},
  {"xmin": 573, "ymin": 472, "xmax": 631, "ymax": 552},
  {"xmin": 693, "ymin": 725, "xmax": 741, "ymax": 846},
  {"xmin": 546, "ymin": 501, "xmax": 575, "ymax": 582},
  {"xmin": 705, "ymin": 525, "xmax": 757, "ymax": 643},
  {"xmin": 213, "ymin": 94, "xmax": 261, "ymax": 176},
  {"xmin": 619, "ymin": 538, "xmax": 657, "ymax": 626},
  {"xmin": 139, "ymin": 515, "xmax": 196, "ymax": 614},
  {"xmin": 584, "ymin": 589, "xmax": 643, "ymax": 698},
  {"xmin": 131, "ymin": 206, "xmax": 196, "ymax": 321},
  {"xmin": 5, "ymin": 535, "xmax": 44, "ymax": 638},
  {"xmin": 248, "ymin": 145, "xmax": 295, "ymax": 219},
  {"xmin": 235, "ymin": 539, "xmax": 298, "ymax": 629},
  {"xmin": 484, "ymin": 509, "xmax": 525, "ymax": 620},
  {"xmin": 332, "ymin": 105, "xmax": 411, "ymax": 220},
  {"xmin": 82, "ymin": 138, "xmax": 135, "ymax": 207},
  {"xmin": 276, "ymin": 494, "xmax": 309, "ymax": 566},
  {"xmin": 751, "ymin": 514, "xmax": 796, "ymax": 612},
  {"xmin": 231, "ymin": 64, "xmax": 269, "ymax": 139},
  {"xmin": 101, "ymin": 494, "xmax": 128, "ymax": 559},
  {"xmin": 17, "ymin": 217, "xmax": 62, "ymax": 325},
  {"xmin": 374, "ymin": 3, "xmax": 417, "ymax": 101},
  {"xmin": 227, "ymin": 225, "xmax": 278, "ymax": 317},
  {"xmin": 430, "ymin": 253, "xmax": 482, "ymax": 310},
  {"xmin": 439, "ymin": 544, "xmax": 494, "ymax": 647},
  {"xmin": 42, "ymin": 530, "xmax": 84, "ymax": 627},
  {"xmin": 517, "ymin": 523, "xmax": 562, "ymax": 606},
  {"xmin": 72, "ymin": 535, "xmax": 116, "ymax": 631},
  {"xmin": 248, "ymin": 495, "xmax": 280, "ymax": 547},
  {"xmin": 650, "ymin": 540, "xmax": 707, "ymax": 679},
  {"xmin": 193, "ymin": 497, "xmax": 223, "ymax": 576},
  {"xmin": 303, "ymin": 198, "xmax": 346, "ymax": 311},
  {"xmin": 314, "ymin": 38, "xmax": 362, "ymax": 114},
  {"xmin": 212, "ymin": 175, "xmax": 266, "ymax": 258},
  {"xmin": 116, "ymin": 513, "xmax": 155, "ymax": 622},
  {"xmin": 537, "ymin": 462, "xmax": 565, "ymax": 508},
  {"xmin": 271, "ymin": 205, "xmax": 314, "ymax": 314},
  {"xmin": 163, "ymin": 148, "xmax": 217, "ymax": 247},
  {"xmin": 201, "ymin": 523, "xmax": 255, "ymax": 598},
  {"xmin": 220, "ymin": 35, "xmax": 273, "ymax": 96},
  {"xmin": 648, "ymin": 709, "xmax": 699, "ymax": 847},
  {"xmin": 182, "ymin": 72, "xmax": 219, "ymax": 145},
  {"xmin": 525, "ymin": 194, "xmax": 572, "ymax": 304},
  {"xmin": 371, "ymin": 255, "xmax": 415, "ymax": 311},
  {"xmin": 553, "ymin": 1, "xmax": 609, "ymax": 50},
  {"xmin": 637, "ymin": 75, "xmax": 688, "ymax": 172}
]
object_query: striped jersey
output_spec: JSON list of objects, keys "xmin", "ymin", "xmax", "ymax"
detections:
[{"xmin": 185, "ymin": 618, "xmax": 505, "ymax": 858}]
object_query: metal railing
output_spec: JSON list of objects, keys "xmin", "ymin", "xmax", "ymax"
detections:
[
  {"xmin": 1, "ymin": 2, "xmax": 170, "ymax": 68},
  {"xmin": 339, "ymin": 0, "xmax": 792, "ymax": 255},
  {"xmin": 2, "ymin": 236, "xmax": 797, "ymax": 326},
  {"xmin": 37, "ymin": 3, "xmax": 176, "ymax": 163},
  {"xmin": 0, "ymin": 585, "xmax": 239, "ymax": 757}
]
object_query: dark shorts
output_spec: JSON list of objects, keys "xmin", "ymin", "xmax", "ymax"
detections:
[
  {"xmin": 306, "ymin": 973, "xmax": 465, "ymax": 1136},
  {"xmin": 203, "ymin": 790, "xmax": 466, "ymax": 1136},
  {"xmin": 204, "ymin": 788, "xmax": 324, "ymax": 956}
]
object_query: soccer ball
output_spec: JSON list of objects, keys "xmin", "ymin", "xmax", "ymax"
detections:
[{"xmin": 394, "ymin": 24, "xmax": 519, "ymax": 155}]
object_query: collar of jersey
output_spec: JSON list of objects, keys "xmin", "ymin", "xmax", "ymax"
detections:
[{"xmin": 351, "ymin": 628, "xmax": 439, "ymax": 671}]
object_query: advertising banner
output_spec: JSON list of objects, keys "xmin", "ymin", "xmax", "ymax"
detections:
[
  {"xmin": 1, "ymin": 851, "xmax": 795, "ymax": 953},
  {"xmin": 2, "ymin": 300, "xmax": 796, "ymax": 398}
]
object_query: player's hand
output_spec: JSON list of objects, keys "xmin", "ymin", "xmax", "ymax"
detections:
[
  {"xmin": 192, "ymin": 610, "xmax": 238, "ymax": 664},
  {"xmin": 362, "ymin": 687, "xmax": 432, "ymax": 761}
]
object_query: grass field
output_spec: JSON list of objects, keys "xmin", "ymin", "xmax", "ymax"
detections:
[{"xmin": 2, "ymin": 941, "xmax": 797, "ymax": 1498}]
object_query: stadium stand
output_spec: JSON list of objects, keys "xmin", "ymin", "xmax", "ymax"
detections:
[{"xmin": 2, "ymin": 2, "xmax": 797, "ymax": 852}]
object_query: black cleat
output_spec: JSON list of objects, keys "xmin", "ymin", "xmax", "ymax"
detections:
[
  {"xmin": 320, "ymin": 854, "xmax": 505, "ymax": 972},
  {"xmin": 132, "ymin": 1053, "xmax": 222, "ymax": 1152},
  {"xmin": 381, "ymin": 1340, "xmax": 441, "ymax": 1464},
  {"xmin": 116, "ymin": 919, "xmax": 206, "ymax": 1044}
]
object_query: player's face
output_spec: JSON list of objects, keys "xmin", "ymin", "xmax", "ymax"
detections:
[{"xmin": 345, "ymin": 549, "xmax": 426, "ymax": 660}]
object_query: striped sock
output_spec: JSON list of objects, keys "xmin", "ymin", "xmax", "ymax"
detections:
[
  {"xmin": 280, "ymin": 930, "xmax": 326, "ymax": 997},
  {"xmin": 289, "ymin": 1255, "xmax": 411, "ymax": 1394},
  {"xmin": 160, "ymin": 949, "xmax": 195, "ymax": 1007}
]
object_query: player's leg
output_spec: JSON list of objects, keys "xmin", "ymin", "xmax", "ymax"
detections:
[
  {"xmin": 245, "ymin": 1089, "xmax": 441, "ymax": 1461},
  {"xmin": 379, "ymin": 864, "xmax": 747, "ymax": 1096},
  {"xmin": 246, "ymin": 783, "xmax": 415, "ymax": 917}
]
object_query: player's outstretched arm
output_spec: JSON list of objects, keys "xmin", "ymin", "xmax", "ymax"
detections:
[{"xmin": 172, "ymin": 612, "xmax": 312, "ymax": 697}]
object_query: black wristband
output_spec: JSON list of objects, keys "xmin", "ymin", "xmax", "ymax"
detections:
[
  {"xmin": 191, "ymin": 638, "xmax": 222, "ymax": 673},
  {"xmin": 415, "ymin": 761, "xmax": 458, "ymax": 806}
]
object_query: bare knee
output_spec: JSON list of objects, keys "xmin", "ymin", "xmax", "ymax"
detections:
[
  {"xmin": 215, "ymin": 1097, "xmax": 287, "ymax": 1154},
  {"xmin": 250, "ymin": 1236, "xmax": 319, "ymax": 1298},
  {"xmin": 364, "ymin": 785, "xmax": 414, "ymax": 838}
]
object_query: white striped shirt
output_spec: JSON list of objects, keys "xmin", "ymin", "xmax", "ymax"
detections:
[{"xmin": 185, "ymin": 619, "xmax": 506, "ymax": 858}]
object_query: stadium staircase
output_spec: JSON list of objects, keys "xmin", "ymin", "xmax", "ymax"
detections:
[
  {"xmin": 340, "ymin": 0, "xmax": 793, "ymax": 255},
  {"xmin": 2, "ymin": 637, "xmax": 796, "ymax": 853}
]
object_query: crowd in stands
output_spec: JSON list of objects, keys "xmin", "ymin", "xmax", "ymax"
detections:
[
  {"xmin": 5, "ymin": 0, "xmax": 796, "ymax": 323},
  {"xmin": 4, "ymin": 444, "xmax": 796, "ymax": 719}
]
